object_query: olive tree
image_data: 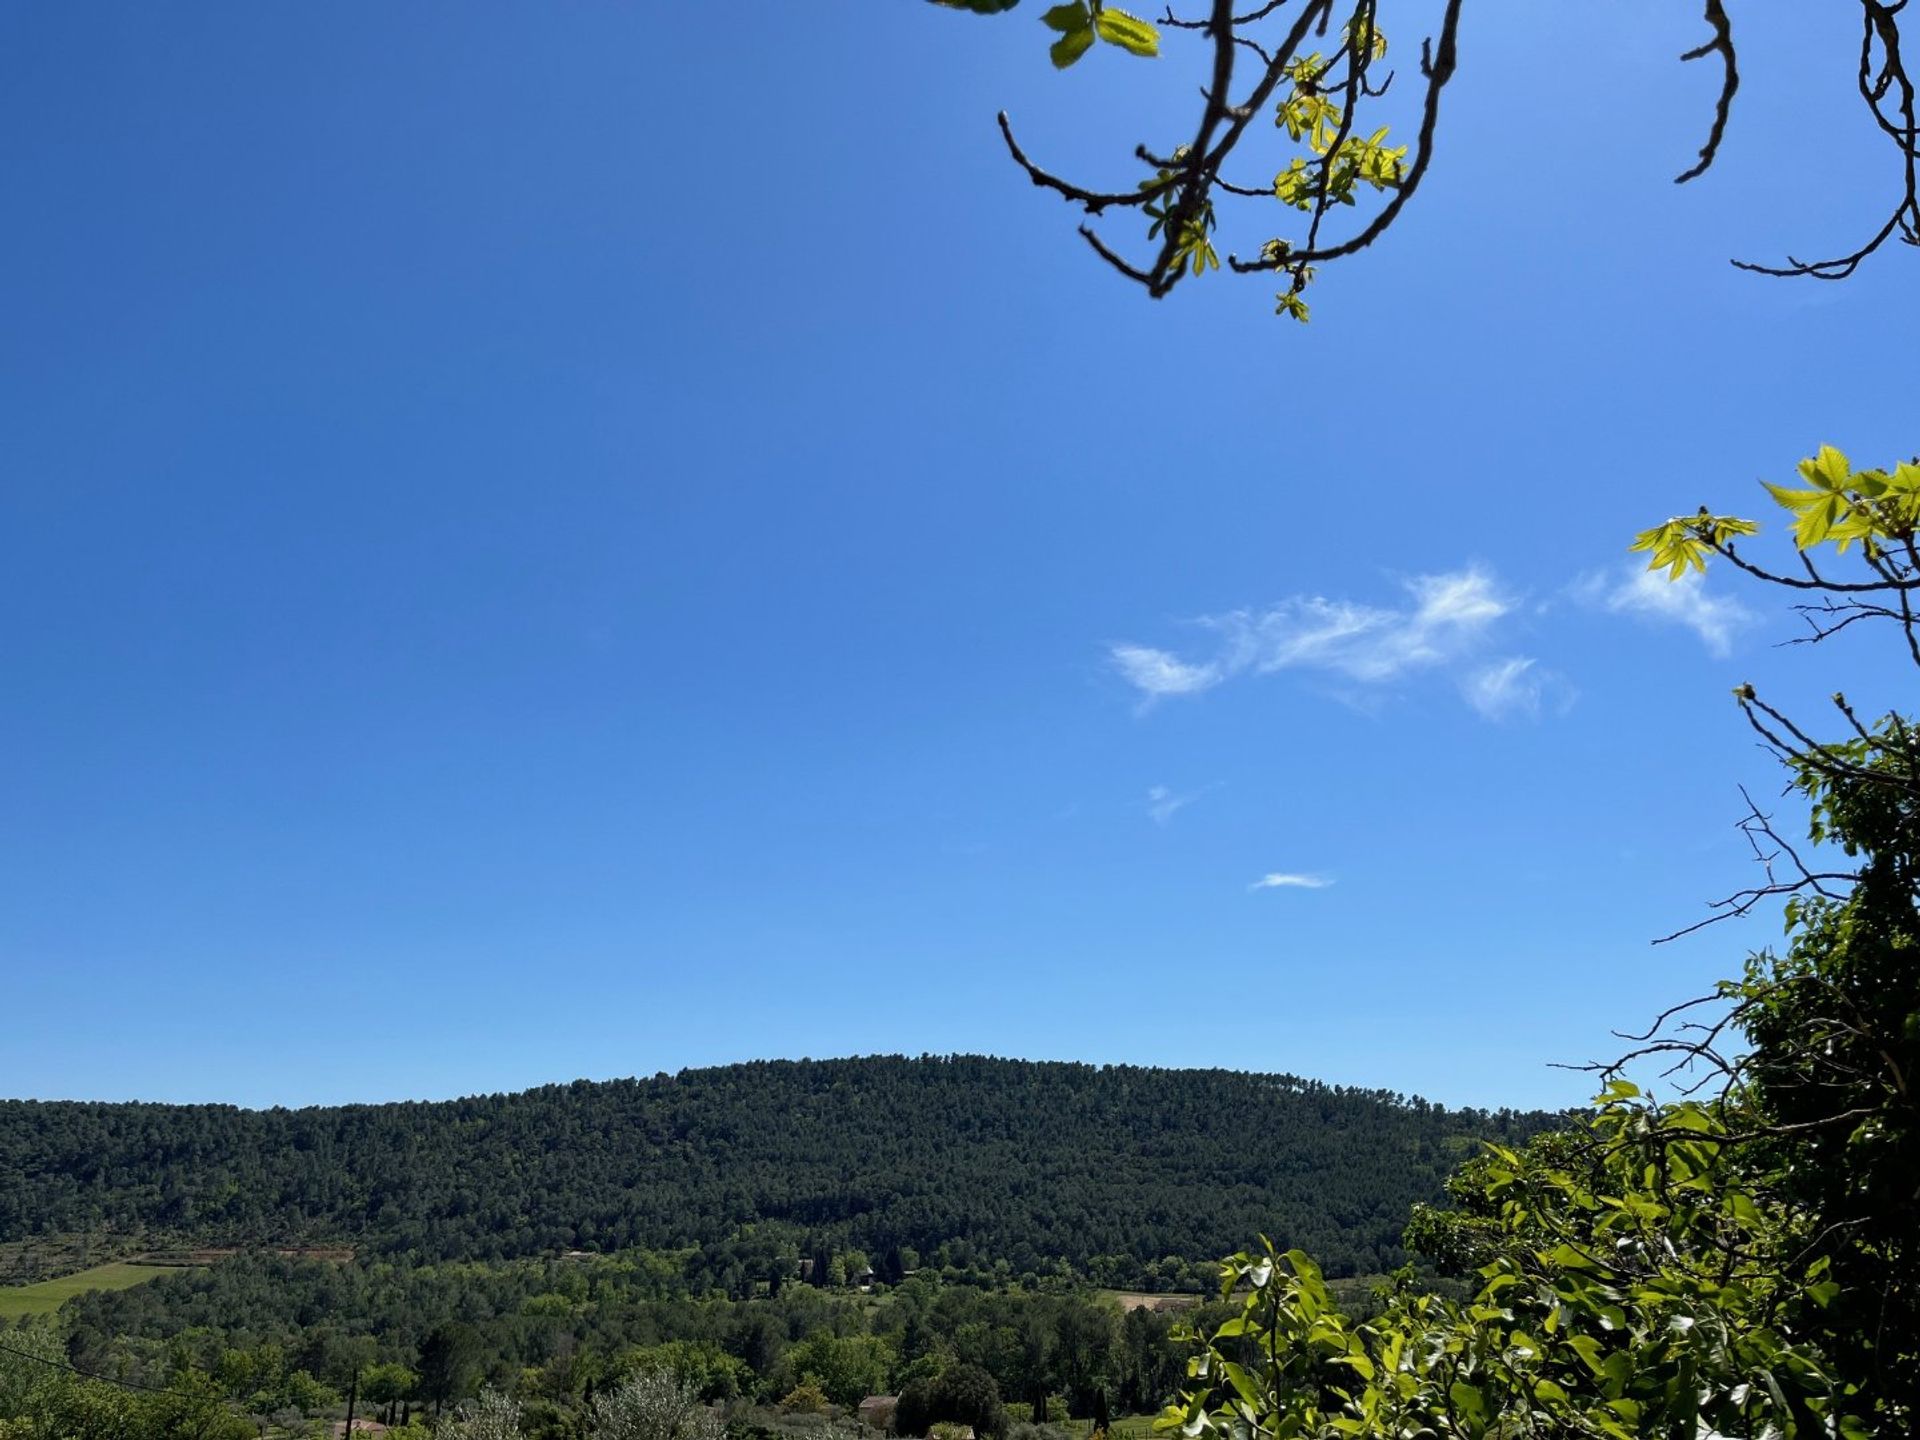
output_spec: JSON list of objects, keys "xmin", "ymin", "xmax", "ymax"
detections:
[
  {"xmin": 587, "ymin": 1367, "xmax": 725, "ymax": 1440},
  {"xmin": 440, "ymin": 1389, "xmax": 526, "ymax": 1440}
]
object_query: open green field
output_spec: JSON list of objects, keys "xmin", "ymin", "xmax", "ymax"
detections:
[
  {"xmin": 1058, "ymin": 1416, "xmax": 1161, "ymax": 1440},
  {"xmin": 0, "ymin": 1262, "xmax": 176, "ymax": 1320}
]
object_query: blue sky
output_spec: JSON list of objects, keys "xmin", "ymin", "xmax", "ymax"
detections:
[{"xmin": 2, "ymin": 3, "xmax": 1914, "ymax": 1111}]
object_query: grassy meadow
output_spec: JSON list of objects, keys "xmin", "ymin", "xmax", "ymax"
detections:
[{"xmin": 0, "ymin": 1261, "xmax": 176, "ymax": 1320}]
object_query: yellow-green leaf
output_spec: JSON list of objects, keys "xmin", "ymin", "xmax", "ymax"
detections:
[
  {"xmin": 1092, "ymin": 6, "xmax": 1159, "ymax": 56},
  {"xmin": 1050, "ymin": 24, "xmax": 1095, "ymax": 66},
  {"xmin": 1042, "ymin": 2, "xmax": 1089, "ymax": 32}
]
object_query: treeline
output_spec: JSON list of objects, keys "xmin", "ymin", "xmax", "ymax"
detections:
[
  {"xmin": 44, "ymin": 1255, "xmax": 1224, "ymax": 1437},
  {"xmin": 0, "ymin": 1056, "xmax": 1558, "ymax": 1280}
]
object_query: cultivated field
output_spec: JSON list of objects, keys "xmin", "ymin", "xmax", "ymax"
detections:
[
  {"xmin": 1101, "ymin": 1290, "xmax": 1201, "ymax": 1313},
  {"xmin": 0, "ymin": 1262, "xmax": 175, "ymax": 1320}
]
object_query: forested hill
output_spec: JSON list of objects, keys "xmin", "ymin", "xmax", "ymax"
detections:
[{"xmin": 0, "ymin": 1056, "xmax": 1560, "ymax": 1278}]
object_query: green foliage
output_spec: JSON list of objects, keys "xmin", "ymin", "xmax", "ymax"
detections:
[
  {"xmin": 1270, "ymin": 282, "xmax": 1311, "ymax": 324},
  {"xmin": 280, "ymin": 1366, "xmax": 338, "ymax": 1412},
  {"xmin": 0, "ymin": 1058, "xmax": 1557, "ymax": 1284},
  {"xmin": 1725, "ymin": 734, "xmax": 1919, "ymax": 1425},
  {"xmin": 0, "ymin": 1324, "xmax": 250, "ymax": 1440},
  {"xmin": 1632, "ymin": 443, "xmax": 1920, "ymax": 577},
  {"xmin": 897, "ymin": 1364, "xmax": 1009, "ymax": 1440},
  {"xmin": 444, "ymin": 1388, "xmax": 526, "ymax": 1440},
  {"xmin": 1039, "ymin": 4, "xmax": 1159, "ymax": 69},
  {"xmin": 779, "ymin": 1335, "xmax": 896, "ymax": 1409},
  {"xmin": 1632, "ymin": 451, "xmax": 1918, "ymax": 1428},
  {"xmin": 56, "ymin": 1254, "xmax": 1198, "ymax": 1429},
  {"xmin": 778, "ymin": 1381, "xmax": 832, "ymax": 1416},
  {"xmin": 1140, "ymin": 152, "xmax": 1218, "ymax": 278},
  {"xmin": 1628, "ymin": 510, "xmax": 1758, "ymax": 579},
  {"xmin": 362, "ymin": 1359, "xmax": 418, "ymax": 1404},
  {"xmin": 419, "ymin": 1321, "xmax": 485, "ymax": 1412},
  {"xmin": 1763, "ymin": 445, "xmax": 1920, "ymax": 552},
  {"xmin": 588, "ymin": 1367, "xmax": 725, "ymax": 1440},
  {"xmin": 1257, "ymin": 24, "xmax": 1403, "ymax": 321},
  {"xmin": 621, "ymin": 1341, "xmax": 753, "ymax": 1404},
  {"xmin": 1158, "ymin": 1094, "xmax": 1868, "ymax": 1439},
  {"xmin": 1271, "ymin": 50, "xmax": 1407, "ymax": 231},
  {"xmin": 934, "ymin": 0, "xmax": 1168, "ymax": 68}
]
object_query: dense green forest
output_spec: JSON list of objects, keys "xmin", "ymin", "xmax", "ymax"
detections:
[
  {"xmin": 53, "ymin": 1253, "xmax": 1229, "ymax": 1420},
  {"xmin": 0, "ymin": 1188, "xmax": 1397, "ymax": 1440},
  {"xmin": 0, "ymin": 1058, "xmax": 1524, "ymax": 1436},
  {"xmin": 0, "ymin": 1057, "xmax": 1556, "ymax": 1282},
  {"xmin": 4, "ymin": 1254, "xmax": 1225, "ymax": 1440}
]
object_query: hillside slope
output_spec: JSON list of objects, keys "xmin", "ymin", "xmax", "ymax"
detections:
[{"xmin": 0, "ymin": 1056, "xmax": 1560, "ymax": 1276}]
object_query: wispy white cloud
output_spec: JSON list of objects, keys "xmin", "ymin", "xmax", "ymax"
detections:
[
  {"xmin": 1145, "ymin": 784, "xmax": 1213, "ymax": 826},
  {"xmin": 1249, "ymin": 872, "xmax": 1334, "ymax": 891},
  {"xmin": 1111, "ymin": 567, "xmax": 1520, "ymax": 713},
  {"xmin": 1584, "ymin": 567, "xmax": 1753, "ymax": 657},
  {"xmin": 1463, "ymin": 656, "xmax": 1544, "ymax": 721},
  {"xmin": 1110, "ymin": 644, "xmax": 1221, "ymax": 699}
]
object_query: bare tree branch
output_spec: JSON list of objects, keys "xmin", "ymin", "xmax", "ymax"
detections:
[{"xmin": 1676, "ymin": 0, "xmax": 1739, "ymax": 183}]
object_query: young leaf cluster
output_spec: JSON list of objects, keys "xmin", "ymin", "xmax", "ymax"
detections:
[
  {"xmin": 1271, "ymin": 50, "xmax": 1407, "ymax": 210},
  {"xmin": 1040, "ymin": 2, "xmax": 1159, "ymax": 70},
  {"xmin": 1762, "ymin": 445, "xmax": 1920, "ymax": 554},
  {"xmin": 1632, "ymin": 444, "xmax": 1920, "ymax": 578},
  {"xmin": 1142, "ymin": 148, "xmax": 1219, "ymax": 277}
]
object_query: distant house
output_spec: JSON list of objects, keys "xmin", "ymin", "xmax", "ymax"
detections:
[
  {"xmin": 858, "ymin": 1395, "xmax": 898, "ymax": 1431},
  {"xmin": 853, "ymin": 1264, "xmax": 876, "ymax": 1289}
]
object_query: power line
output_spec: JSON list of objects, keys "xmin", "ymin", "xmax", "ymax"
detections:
[
  {"xmin": 0, "ymin": 1335, "xmax": 259, "ymax": 1440},
  {"xmin": 0, "ymin": 1334, "xmax": 187, "ymax": 1395}
]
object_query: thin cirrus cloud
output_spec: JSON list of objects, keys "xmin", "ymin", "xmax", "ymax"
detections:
[
  {"xmin": 1110, "ymin": 645, "xmax": 1221, "ymax": 697},
  {"xmin": 1463, "ymin": 656, "xmax": 1549, "ymax": 721},
  {"xmin": 1249, "ymin": 872, "xmax": 1334, "ymax": 891},
  {"xmin": 1581, "ymin": 566, "xmax": 1753, "ymax": 657},
  {"xmin": 1110, "ymin": 566, "xmax": 1548, "ymax": 718},
  {"xmin": 1145, "ymin": 783, "xmax": 1213, "ymax": 826}
]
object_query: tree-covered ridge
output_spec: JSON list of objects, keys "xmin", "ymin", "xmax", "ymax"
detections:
[{"xmin": 0, "ymin": 1057, "xmax": 1558, "ymax": 1279}]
